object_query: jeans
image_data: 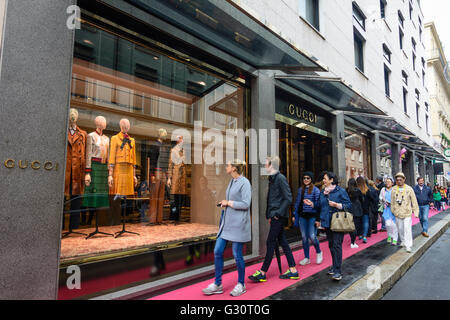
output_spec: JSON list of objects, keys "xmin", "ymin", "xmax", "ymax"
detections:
[
  {"xmin": 362, "ymin": 215, "xmax": 369, "ymax": 237},
  {"xmin": 214, "ymin": 237, "xmax": 245, "ymax": 286},
  {"xmin": 261, "ymin": 217, "xmax": 296, "ymax": 272},
  {"xmin": 434, "ymin": 200, "xmax": 441, "ymax": 211},
  {"xmin": 325, "ymin": 228, "xmax": 344, "ymax": 274},
  {"xmin": 419, "ymin": 205, "xmax": 430, "ymax": 233},
  {"xmin": 299, "ymin": 217, "xmax": 321, "ymax": 259},
  {"xmin": 381, "ymin": 214, "xmax": 386, "ymax": 230}
]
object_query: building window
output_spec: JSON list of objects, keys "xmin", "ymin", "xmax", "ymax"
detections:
[
  {"xmin": 403, "ymin": 88, "xmax": 408, "ymax": 114},
  {"xmin": 380, "ymin": 0, "xmax": 387, "ymax": 19},
  {"xmin": 399, "ymin": 27, "xmax": 404, "ymax": 50},
  {"xmin": 299, "ymin": 0, "xmax": 320, "ymax": 30},
  {"xmin": 352, "ymin": 2, "xmax": 366, "ymax": 30},
  {"xmin": 415, "ymin": 88, "xmax": 420, "ymax": 100},
  {"xmin": 398, "ymin": 10, "xmax": 405, "ymax": 28},
  {"xmin": 354, "ymin": 30, "xmax": 365, "ymax": 72},
  {"xmin": 422, "ymin": 70, "xmax": 426, "ymax": 87},
  {"xmin": 383, "ymin": 44, "xmax": 391, "ymax": 63},
  {"xmin": 384, "ymin": 65, "xmax": 390, "ymax": 97},
  {"xmin": 412, "ymin": 37, "xmax": 417, "ymax": 52},
  {"xmin": 402, "ymin": 70, "xmax": 408, "ymax": 85},
  {"xmin": 425, "ymin": 102, "xmax": 429, "ymax": 112},
  {"xmin": 416, "ymin": 103, "xmax": 420, "ymax": 125},
  {"xmin": 412, "ymin": 51, "xmax": 416, "ymax": 71},
  {"xmin": 426, "ymin": 114, "xmax": 429, "ymax": 133},
  {"xmin": 421, "ymin": 57, "xmax": 425, "ymax": 69}
]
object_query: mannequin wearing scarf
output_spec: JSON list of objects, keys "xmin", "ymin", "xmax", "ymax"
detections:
[{"xmin": 108, "ymin": 119, "xmax": 137, "ymax": 196}]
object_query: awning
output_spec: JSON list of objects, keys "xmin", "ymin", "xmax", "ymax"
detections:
[
  {"xmin": 275, "ymin": 75, "xmax": 385, "ymax": 116},
  {"xmin": 127, "ymin": 0, "xmax": 326, "ymax": 71}
]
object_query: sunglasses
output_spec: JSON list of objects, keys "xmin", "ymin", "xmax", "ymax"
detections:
[{"xmin": 303, "ymin": 177, "xmax": 311, "ymax": 180}]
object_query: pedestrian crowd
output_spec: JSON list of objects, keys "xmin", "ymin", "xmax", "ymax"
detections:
[{"xmin": 202, "ymin": 156, "xmax": 444, "ymax": 297}]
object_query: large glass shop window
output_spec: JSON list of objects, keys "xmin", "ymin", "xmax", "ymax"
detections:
[
  {"xmin": 345, "ymin": 129, "xmax": 370, "ymax": 181},
  {"xmin": 379, "ymin": 139, "xmax": 393, "ymax": 178},
  {"xmin": 60, "ymin": 20, "xmax": 247, "ymax": 297}
]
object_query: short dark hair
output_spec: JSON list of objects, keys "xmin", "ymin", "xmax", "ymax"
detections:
[
  {"xmin": 417, "ymin": 177, "xmax": 424, "ymax": 182},
  {"xmin": 324, "ymin": 171, "xmax": 338, "ymax": 185}
]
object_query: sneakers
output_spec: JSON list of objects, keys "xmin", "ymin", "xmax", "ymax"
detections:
[
  {"xmin": 406, "ymin": 247, "xmax": 412, "ymax": 253},
  {"xmin": 202, "ymin": 283, "xmax": 224, "ymax": 295},
  {"xmin": 327, "ymin": 268, "xmax": 335, "ymax": 275},
  {"xmin": 299, "ymin": 258, "xmax": 310, "ymax": 266},
  {"xmin": 392, "ymin": 240, "xmax": 398, "ymax": 246},
  {"xmin": 279, "ymin": 269, "xmax": 300, "ymax": 280},
  {"xmin": 363, "ymin": 237, "xmax": 367, "ymax": 243},
  {"xmin": 332, "ymin": 273, "xmax": 342, "ymax": 281},
  {"xmin": 230, "ymin": 283, "xmax": 246, "ymax": 297},
  {"xmin": 387, "ymin": 236, "xmax": 392, "ymax": 244},
  {"xmin": 350, "ymin": 243, "xmax": 359, "ymax": 249},
  {"xmin": 248, "ymin": 270, "xmax": 267, "ymax": 282},
  {"xmin": 316, "ymin": 252, "xmax": 323, "ymax": 264}
]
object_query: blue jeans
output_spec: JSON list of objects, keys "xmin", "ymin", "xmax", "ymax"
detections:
[
  {"xmin": 419, "ymin": 205, "xmax": 430, "ymax": 233},
  {"xmin": 299, "ymin": 217, "xmax": 321, "ymax": 259},
  {"xmin": 362, "ymin": 215, "xmax": 369, "ymax": 237},
  {"xmin": 214, "ymin": 237, "xmax": 245, "ymax": 286},
  {"xmin": 434, "ymin": 200, "xmax": 441, "ymax": 211}
]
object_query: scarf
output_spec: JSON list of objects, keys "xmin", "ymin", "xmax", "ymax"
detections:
[
  {"xmin": 120, "ymin": 133, "xmax": 133, "ymax": 150},
  {"xmin": 323, "ymin": 184, "xmax": 336, "ymax": 195}
]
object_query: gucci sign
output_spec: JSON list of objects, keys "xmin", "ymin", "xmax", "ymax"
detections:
[
  {"xmin": 288, "ymin": 104, "xmax": 317, "ymax": 124},
  {"xmin": 4, "ymin": 159, "xmax": 59, "ymax": 171}
]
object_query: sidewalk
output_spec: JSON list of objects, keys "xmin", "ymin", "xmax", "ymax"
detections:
[{"xmin": 149, "ymin": 208, "xmax": 445, "ymax": 300}]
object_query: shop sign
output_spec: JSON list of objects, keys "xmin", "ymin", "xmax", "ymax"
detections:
[
  {"xmin": 287, "ymin": 104, "xmax": 317, "ymax": 124},
  {"xmin": 3, "ymin": 159, "xmax": 59, "ymax": 171},
  {"xmin": 444, "ymin": 148, "xmax": 450, "ymax": 158}
]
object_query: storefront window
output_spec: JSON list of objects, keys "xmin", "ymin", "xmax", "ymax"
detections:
[
  {"xmin": 345, "ymin": 129, "xmax": 371, "ymax": 181},
  {"xmin": 379, "ymin": 138, "xmax": 393, "ymax": 178},
  {"xmin": 59, "ymin": 19, "xmax": 248, "ymax": 299}
]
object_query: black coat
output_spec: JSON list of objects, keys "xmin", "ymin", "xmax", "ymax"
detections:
[
  {"xmin": 348, "ymin": 189, "xmax": 364, "ymax": 217},
  {"xmin": 266, "ymin": 172, "xmax": 293, "ymax": 219}
]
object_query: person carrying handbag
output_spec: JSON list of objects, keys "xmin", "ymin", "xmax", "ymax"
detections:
[{"xmin": 316, "ymin": 171, "xmax": 352, "ymax": 281}]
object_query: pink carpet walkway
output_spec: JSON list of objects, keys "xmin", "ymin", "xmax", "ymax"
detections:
[{"xmin": 150, "ymin": 208, "xmax": 443, "ymax": 300}]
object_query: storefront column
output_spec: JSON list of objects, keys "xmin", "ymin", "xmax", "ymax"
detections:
[
  {"xmin": 250, "ymin": 70, "xmax": 276, "ymax": 257},
  {"xmin": 427, "ymin": 158, "xmax": 435, "ymax": 185},
  {"xmin": 404, "ymin": 150, "xmax": 417, "ymax": 185},
  {"xmin": 331, "ymin": 111, "xmax": 346, "ymax": 185},
  {"xmin": 391, "ymin": 142, "xmax": 402, "ymax": 175},
  {"xmin": 418, "ymin": 154, "xmax": 426, "ymax": 179},
  {"xmin": 0, "ymin": 0, "xmax": 76, "ymax": 299},
  {"xmin": 370, "ymin": 131, "xmax": 381, "ymax": 180}
]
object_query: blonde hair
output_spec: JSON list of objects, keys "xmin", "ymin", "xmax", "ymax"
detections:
[
  {"xmin": 368, "ymin": 180, "xmax": 378, "ymax": 191},
  {"xmin": 356, "ymin": 176, "xmax": 368, "ymax": 195},
  {"xmin": 229, "ymin": 159, "xmax": 246, "ymax": 175}
]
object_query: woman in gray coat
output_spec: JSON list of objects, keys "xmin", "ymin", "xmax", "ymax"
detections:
[{"xmin": 202, "ymin": 159, "xmax": 252, "ymax": 297}]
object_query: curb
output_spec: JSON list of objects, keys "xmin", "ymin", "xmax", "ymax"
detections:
[{"xmin": 333, "ymin": 213, "xmax": 450, "ymax": 300}]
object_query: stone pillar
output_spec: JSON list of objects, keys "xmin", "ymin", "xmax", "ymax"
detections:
[
  {"xmin": 427, "ymin": 158, "xmax": 435, "ymax": 185},
  {"xmin": 404, "ymin": 149, "xmax": 416, "ymax": 186},
  {"xmin": 391, "ymin": 142, "xmax": 402, "ymax": 176},
  {"xmin": 332, "ymin": 111, "xmax": 346, "ymax": 186},
  {"xmin": 418, "ymin": 154, "xmax": 426, "ymax": 179},
  {"xmin": 370, "ymin": 131, "xmax": 380, "ymax": 180},
  {"xmin": 0, "ymin": 0, "xmax": 76, "ymax": 299},
  {"xmin": 251, "ymin": 70, "xmax": 276, "ymax": 257}
]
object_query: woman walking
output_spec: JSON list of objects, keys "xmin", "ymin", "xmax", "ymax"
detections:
[
  {"xmin": 346, "ymin": 178, "xmax": 362, "ymax": 249},
  {"xmin": 356, "ymin": 177, "xmax": 376, "ymax": 243},
  {"xmin": 433, "ymin": 186, "xmax": 442, "ymax": 211},
  {"xmin": 293, "ymin": 171, "xmax": 323, "ymax": 266},
  {"xmin": 379, "ymin": 177, "xmax": 398, "ymax": 245},
  {"xmin": 202, "ymin": 159, "xmax": 251, "ymax": 297},
  {"xmin": 440, "ymin": 186, "xmax": 447, "ymax": 211},
  {"xmin": 317, "ymin": 172, "xmax": 352, "ymax": 281}
]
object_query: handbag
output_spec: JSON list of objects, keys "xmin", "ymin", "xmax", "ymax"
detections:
[{"xmin": 331, "ymin": 210, "xmax": 355, "ymax": 233}]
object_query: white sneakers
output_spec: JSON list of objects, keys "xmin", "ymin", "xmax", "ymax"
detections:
[
  {"xmin": 299, "ymin": 258, "xmax": 310, "ymax": 265},
  {"xmin": 229, "ymin": 283, "xmax": 246, "ymax": 297},
  {"xmin": 316, "ymin": 252, "xmax": 323, "ymax": 264},
  {"xmin": 202, "ymin": 282, "xmax": 246, "ymax": 297},
  {"xmin": 350, "ymin": 243, "xmax": 359, "ymax": 249},
  {"xmin": 299, "ymin": 252, "xmax": 323, "ymax": 266},
  {"xmin": 406, "ymin": 247, "xmax": 412, "ymax": 253}
]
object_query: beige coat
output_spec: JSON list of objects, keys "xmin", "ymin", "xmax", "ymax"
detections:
[
  {"xmin": 168, "ymin": 144, "xmax": 187, "ymax": 195},
  {"xmin": 390, "ymin": 184, "xmax": 419, "ymax": 219}
]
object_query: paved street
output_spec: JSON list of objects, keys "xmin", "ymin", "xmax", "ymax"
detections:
[{"xmin": 382, "ymin": 228, "xmax": 450, "ymax": 300}]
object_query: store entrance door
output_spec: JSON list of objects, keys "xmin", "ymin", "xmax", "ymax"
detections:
[{"xmin": 276, "ymin": 120, "xmax": 333, "ymax": 242}]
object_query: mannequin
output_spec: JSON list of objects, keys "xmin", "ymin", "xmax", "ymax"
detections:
[
  {"xmin": 63, "ymin": 108, "xmax": 87, "ymax": 236},
  {"xmin": 109, "ymin": 118, "xmax": 139, "ymax": 237},
  {"xmin": 167, "ymin": 135, "xmax": 187, "ymax": 223},
  {"xmin": 83, "ymin": 116, "xmax": 113, "ymax": 238}
]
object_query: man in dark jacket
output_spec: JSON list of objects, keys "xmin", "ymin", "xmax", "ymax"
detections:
[
  {"xmin": 248, "ymin": 156, "xmax": 299, "ymax": 282},
  {"xmin": 413, "ymin": 177, "xmax": 433, "ymax": 237}
]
